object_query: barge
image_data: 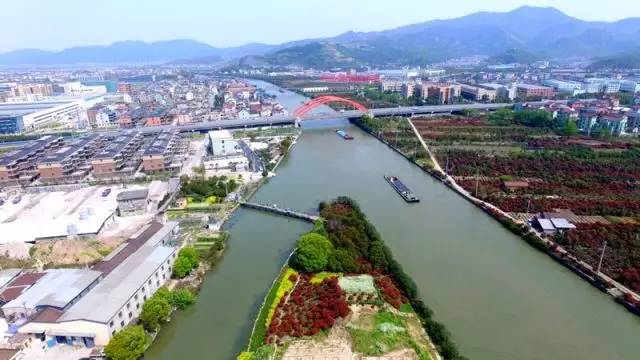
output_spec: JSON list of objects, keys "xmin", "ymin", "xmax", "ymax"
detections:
[
  {"xmin": 336, "ymin": 129, "xmax": 354, "ymax": 140},
  {"xmin": 384, "ymin": 175, "xmax": 420, "ymax": 202}
]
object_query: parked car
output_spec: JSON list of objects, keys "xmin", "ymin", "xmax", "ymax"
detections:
[
  {"xmin": 101, "ymin": 188, "xmax": 112, "ymax": 197},
  {"xmin": 0, "ymin": 199, "xmax": 4, "ymax": 207},
  {"xmin": 12, "ymin": 196, "xmax": 21, "ymax": 204}
]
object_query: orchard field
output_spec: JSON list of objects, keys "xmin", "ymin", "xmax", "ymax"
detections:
[{"xmin": 413, "ymin": 113, "xmax": 640, "ymax": 294}]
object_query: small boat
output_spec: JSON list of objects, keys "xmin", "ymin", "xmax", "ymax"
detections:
[
  {"xmin": 384, "ymin": 176, "xmax": 419, "ymax": 202},
  {"xmin": 336, "ymin": 129, "xmax": 354, "ymax": 140}
]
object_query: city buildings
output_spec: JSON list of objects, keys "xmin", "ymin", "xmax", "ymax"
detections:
[
  {"xmin": 0, "ymin": 130, "xmax": 185, "ymax": 185},
  {"xmin": 542, "ymin": 79, "xmax": 585, "ymax": 95},
  {"xmin": 140, "ymin": 130, "xmax": 182, "ymax": 173},
  {"xmin": 515, "ymin": 84, "xmax": 555, "ymax": 99},
  {"xmin": 204, "ymin": 130, "xmax": 250, "ymax": 173},
  {"xmin": 417, "ymin": 83, "xmax": 461, "ymax": 104},
  {"xmin": 461, "ymin": 84, "xmax": 498, "ymax": 102},
  {"xmin": 620, "ymin": 80, "xmax": 640, "ymax": 93},
  {"xmin": 90, "ymin": 132, "xmax": 143, "ymax": 177},
  {"xmin": 0, "ymin": 136, "xmax": 64, "ymax": 184},
  {"xmin": 37, "ymin": 135, "xmax": 101, "ymax": 182},
  {"xmin": 0, "ymin": 101, "xmax": 83, "ymax": 133}
]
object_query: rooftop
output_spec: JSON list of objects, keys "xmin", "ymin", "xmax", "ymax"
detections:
[
  {"xmin": 91, "ymin": 221, "xmax": 165, "ymax": 275},
  {"xmin": 0, "ymin": 269, "xmax": 21, "ymax": 289},
  {"xmin": 2, "ymin": 269, "xmax": 102, "ymax": 310},
  {"xmin": 0, "ymin": 136, "xmax": 61, "ymax": 167},
  {"xmin": 59, "ymin": 245, "xmax": 175, "ymax": 324},
  {"xmin": 550, "ymin": 218, "xmax": 576, "ymax": 230},
  {"xmin": 116, "ymin": 189, "xmax": 149, "ymax": 202}
]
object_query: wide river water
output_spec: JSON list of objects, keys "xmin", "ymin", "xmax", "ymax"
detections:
[{"xmin": 146, "ymin": 83, "xmax": 640, "ymax": 360}]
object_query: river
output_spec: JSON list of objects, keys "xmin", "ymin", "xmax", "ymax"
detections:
[{"xmin": 146, "ymin": 83, "xmax": 640, "ymax": 360}]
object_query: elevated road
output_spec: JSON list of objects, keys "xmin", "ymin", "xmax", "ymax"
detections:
[{"xmin": 132, "ymin": 102, "xmax": 517, "ymax": 134}]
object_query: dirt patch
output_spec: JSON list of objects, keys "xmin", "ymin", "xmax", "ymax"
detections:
[{"xmin": 281, "ymin": 325, "xmax": 353, "ymax": 360}]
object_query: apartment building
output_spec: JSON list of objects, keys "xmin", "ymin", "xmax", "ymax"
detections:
[
  {"xmin": 379, "ymin": 80, "xmax": 404, "ymax": 93},
  {"xmin": 140, "ymin": 131, "xmax": 181, "ymax": 173},
  {"xmin": 516, "ymin": 84, "xmax": 555, "ymax": 99},
  {"xmin": 91, "ymin": 132, "xmax": 143, "ymax": 177},
  {"xmin": 461, "ymin": 84, "xmax": 498, "ymax": 101},
  {"xmin": 0, "ymin": 136, "xmax": 63, "ymax": 184},
  {"xmin": 417, "ymin": 83, "xmax": 461, "ymax": 104},
  {"xmin": 37, "ymin": 135, "xmax": 102, "ymax": 181}
]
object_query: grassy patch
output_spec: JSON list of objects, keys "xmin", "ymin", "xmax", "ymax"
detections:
[{"xmin": 347, "ymin": 310, "xmax": 430, "ymax": 360}]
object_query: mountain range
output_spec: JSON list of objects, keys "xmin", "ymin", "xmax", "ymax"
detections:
[{"xmin": 2, "ymin": 6, "xmax": 640, "ymax": 68}]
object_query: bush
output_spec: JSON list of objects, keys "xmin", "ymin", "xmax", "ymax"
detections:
[
  {"xmin": 170, "ymin": 288, "xmax": 197, "ymax": 309},
  {"xmin": 104, "ymin": 325, "xmax": 146, "ymax": 360},
  {"xmin": 292, "ymin": 233, "xmax": 333, "ymax": 273},
  {"xmin": 172, "ymin": 256, "xmax": 193, "ymax": 278},
  {"xmin": 139, "ymin": 294, "xmax": 171, "ymax": 332}
]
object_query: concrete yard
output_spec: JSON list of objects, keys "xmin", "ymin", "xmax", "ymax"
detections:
[{"xmin": 0, "ymin": 184, "xmax": 163, "ymax": 245}]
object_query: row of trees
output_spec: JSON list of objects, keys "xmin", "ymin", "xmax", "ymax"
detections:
[{"xmin": 105, "ymin": 287, "xmax": 196, "ymax": 360}]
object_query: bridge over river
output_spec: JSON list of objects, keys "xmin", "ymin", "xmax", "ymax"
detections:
[{"xmin": 238, "ymin": 201, "xmax": 319, "ymax": 223}]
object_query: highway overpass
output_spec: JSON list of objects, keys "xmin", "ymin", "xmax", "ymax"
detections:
[{"xmin": 134, "ymin": 102, "xmax": 516, "ymax": 134}]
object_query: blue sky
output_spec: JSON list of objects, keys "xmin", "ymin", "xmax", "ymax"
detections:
[{"xmin": 0, "ymin": 0, "xmax": 636, "ymax": 52}]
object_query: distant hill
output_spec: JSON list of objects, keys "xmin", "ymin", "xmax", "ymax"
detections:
[
  {"xmin": 0, "ymin": 40, "xmax": 272, "ymax": 66},
  {"xmin": 487, "ymin": 48, "xmax": 541, "ymax": 64},
  {"xmin": 590, "ymin": 50, "xmax": 640, "ymax": 69},
  {"xmin": 2, "ymin": 6, "xmax": 640, "ymax": 67}
]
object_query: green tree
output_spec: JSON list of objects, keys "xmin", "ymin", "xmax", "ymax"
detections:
[
  {"xmin": 170, "ymin": 288, "xmax": 197, "ymax": 310},
  {"xmin": 488, "ymin": 108, "xmax": 515, "ymax": 125},
  {"xmin": 179, "ymin": 247, "xmax": 199, "ymax": 268},
  {"xmin": 369, "ymin": 241, "xmax": 388, "ymax": 270},
  {"xmin": 279, "ymin": 136, "xmax": 293, "ymax": 155},
  {"xmin": 293, "ymin": 233, "xmax": 334, "ymax": 273},
  {"xmin": 562, "ymin": 120, "xmax": 579, "ymax": 136},
  {"xmin": 139, "ymin": 294, "xmax": 171, "ymax": 332},
  {"xmin": 327, "ymin": 248, "xmax": 359, "ymax": 272},
  {"xmin": 514, "ymin": 109, "xmax": 553, "ymax": 128},
  {"xmin": 172, "ymin": 256, "xmax": 193, "ymax": 279},
  {"xmin": 104, "ymin": 325, "xmax": 146, "ymax": 360}
]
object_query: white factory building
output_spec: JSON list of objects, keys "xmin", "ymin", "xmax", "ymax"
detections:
[{"xmin": 17, "ymin": 222, "xmax": 178, "ymax": 347}]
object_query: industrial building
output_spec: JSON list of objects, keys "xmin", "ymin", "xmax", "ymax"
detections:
[
  {"xmin": 17, "ymin": 222, "xmax": 178, "ymax": 347},
  {"xmin": 1, "ymin": 269, "xmax": 102, "ymax": 323},
  {"xmin": 0, "ymin": 101, "xmax": 83, "ymax": 134}
]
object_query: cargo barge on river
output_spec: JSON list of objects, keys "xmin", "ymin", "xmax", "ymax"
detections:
[
  {"xmin": 384, "ymin": 175, "xmax": 419, "ymax": 202},
  {"xmin": 336, "ymin": 129, "xmax": 354, "ymax": 140}
]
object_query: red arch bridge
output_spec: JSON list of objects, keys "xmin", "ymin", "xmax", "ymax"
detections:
[{"xmin": 293, "ymin": 96, "xmax": 368, "ymax": 118}]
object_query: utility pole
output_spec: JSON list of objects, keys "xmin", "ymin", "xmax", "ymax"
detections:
[
  {"xmin": 526, "ymin": 198, "xmax": 531, "ymax": 214},
  {"xmin": 445, "ymin": 152, "xmax": 450, "ymax": 176},
  {"xmin": 596, "ymin": 240, "xmax": 607, "ymax": 274},
  {"xmin": 475, "ymin": 173, "xmax": 480, "ymax": 197}
]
